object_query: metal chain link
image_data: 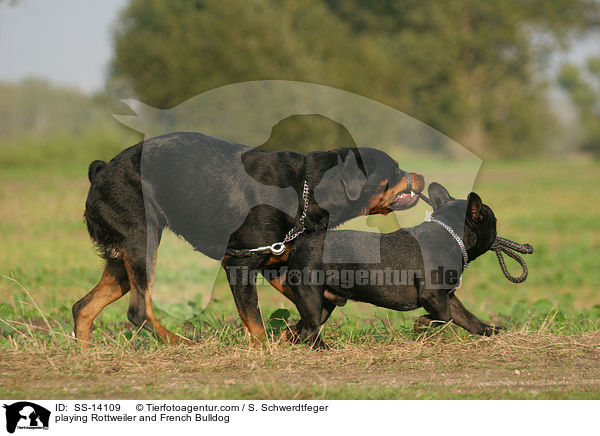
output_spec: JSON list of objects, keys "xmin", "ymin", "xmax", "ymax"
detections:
[
  {"xmin": 283, "ymin": 180, "xmax": 310, "ymax": 243},
  {"xmin": 424, "ymin": 213, "xmax": 470, "ymax": 268},
  {"xmin": 226, "ymin": 180, "xmax": 310, "ymax": 257}
]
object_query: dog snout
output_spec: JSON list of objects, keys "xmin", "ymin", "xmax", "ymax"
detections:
[
  {"xmin": 400, "ymin": 172, "xmax": 424, "ymax": 193},
  {"xmin": 409, "ymin": 173, "xmax": 425, "ymax": 193}
]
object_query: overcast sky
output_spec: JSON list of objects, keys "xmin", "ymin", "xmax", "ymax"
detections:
[
  {"xmin": 0, "ymin": 0, "xmax": 127, "ymax": 93},
  {"xmin": 0, "ymin": 0, "xmax": 597, "ymax": 95}
]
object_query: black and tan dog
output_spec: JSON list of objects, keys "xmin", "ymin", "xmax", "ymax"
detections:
[
  {"xmin": 284, "ymin": 183, "xmax": 504, "ymax": 348},
  {"xmin": 73, "ymin": 132, "xmax": 424, "ymax": 345}
]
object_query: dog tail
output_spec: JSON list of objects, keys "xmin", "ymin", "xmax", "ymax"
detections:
[{"xmin": 88, "ymin": 160, "xmax": 107, "ymax": 182}]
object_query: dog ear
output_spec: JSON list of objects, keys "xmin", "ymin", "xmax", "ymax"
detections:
[
  {"xmin": 467, "ymin": 192, "xmax": 483, "ymax": 222},
  {"xmin": 428, "ymin": 182, "xmax": 453, "ymax": 210},
  {"xmin": 338, "ymin": 152, "xmax": 367, "ymax": 201}
]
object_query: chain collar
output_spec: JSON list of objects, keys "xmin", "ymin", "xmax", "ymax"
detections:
[
  {"xmin": 246, "ymin": 180, "xmax": 309, "ymax": 255},
  {"xmin": 424, "ymin": 211, "xmax": 469, "ymax": 268},
  {"xmin": 283, "ymin": 179, "xmax": 310, "ymax": 243}
]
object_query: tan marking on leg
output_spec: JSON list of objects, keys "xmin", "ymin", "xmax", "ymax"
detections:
[
  {"xmin": 268, "ymin": 276, "xmax": 295, "ymax": 302},
  {"xmin": 414, "ymin": 314, "xmax": 444, "ymax": 332},
  {"xmin": 73, "ymin": 261, "xmax": 129, "ymax": 346},
  {"xmin": 323, "ymin": 290, "xmax": 347, "ymax": 306},
  {"xmin": 269, "ymin": 273, "xmax": 345, "ymax": 307},
  {"xmin": 142, "ymin": 291, "xmax": 193, "ymax": 345},
  {"xmin": 123, "ymin": 237, "xmax": 193, "ymax": 346},
  {"xmin": 237, "ymin": 308, "xmax": 267, "ymax": 339}
]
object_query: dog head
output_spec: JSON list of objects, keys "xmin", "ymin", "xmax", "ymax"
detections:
[
  {"xmin": 428, "ymin": 182, "xmax": 497, "ymax": 262},
  {"xmin": 312, "ymin": 147, "xmax": 425, "ymax": 225}
]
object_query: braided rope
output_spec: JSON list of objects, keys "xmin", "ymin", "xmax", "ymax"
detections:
[{"xmin": 491, "ymin": 237, "xmax": 534, "ymax": 283}]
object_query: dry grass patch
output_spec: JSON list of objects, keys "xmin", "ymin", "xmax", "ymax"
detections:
[{"xmin": 1, "ymin": 331, "xmax": 598, "ymax": 399}]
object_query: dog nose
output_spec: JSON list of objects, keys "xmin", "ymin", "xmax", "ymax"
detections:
[
  {"xmin": 405, "ymin": 172, "xmax": 425, "ymax": 193},
  {"xmin": 412, "ymin": 173, "xmax": 425, "ymax": 192}
]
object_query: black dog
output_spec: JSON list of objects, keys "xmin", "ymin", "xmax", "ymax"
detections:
[
  {"xmin": 73, "ymin": 132, "xmax": 424, "ymax": 344},
  {"xmin": 284, "ymin": 183, "xmax": 504, "ymax": 348}
]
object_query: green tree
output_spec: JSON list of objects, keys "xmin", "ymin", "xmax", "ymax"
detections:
[
  {"xmin": 322, "ymin": 0, "xmax": 599, "ymax": 156},
  {"xmin": 559, "ymin": 59, "xmax": 600, "ymax": 157},
  {"xmin": 109, "ymin": 0, "xmax": 599, "ymax": 157}
]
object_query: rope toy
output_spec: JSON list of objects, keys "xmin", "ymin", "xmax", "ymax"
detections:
[
  {"xmin": 490, "ymin": 237, "xmax": 534, "ymax": 283},
  {"xmin": 419, "ymin": 193, "xmax": 534, "ymax": 283}
]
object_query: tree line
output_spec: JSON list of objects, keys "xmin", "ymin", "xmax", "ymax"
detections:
[{"xmin": 106, "ymin": 0, "xmax": 600, "ymax": 157}]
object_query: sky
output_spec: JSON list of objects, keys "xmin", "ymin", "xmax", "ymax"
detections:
[
  {"xmin": 0, "ymin": 1, "xmax": 597, "ymax": 95},
  {"xmin": 0, "ymin": 0, "xmax": 128, "ymax": 93}
]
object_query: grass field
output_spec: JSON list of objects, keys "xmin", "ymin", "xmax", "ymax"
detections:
[{"xmin": 1, "ymin": 141, "xmax": 599, "ymax": 399}]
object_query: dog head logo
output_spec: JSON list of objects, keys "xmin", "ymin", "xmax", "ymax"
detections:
[{"xmin": 3, "ymin": 402, "xmax": 50, "ymax": 434}]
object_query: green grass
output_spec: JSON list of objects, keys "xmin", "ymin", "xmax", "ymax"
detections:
[
  {"xmin": 1, "ymin": 135, "xmax": 599, "ymax": 399},
  {"xmin": 1, "ymin": 158, "xmax": 598, "ymax": 340}
]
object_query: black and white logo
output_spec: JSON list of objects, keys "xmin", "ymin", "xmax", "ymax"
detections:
[{"xmin": 3, "ymin": 402, "xmax": 50, "ymax": 434}]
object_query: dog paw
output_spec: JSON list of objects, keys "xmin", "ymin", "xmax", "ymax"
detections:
[
  {"xmin": 311, "ymin": 338, "xmax": 331, "ymax": 351},
  {"xmin": 414, "ymin": 315, "xmax": 444, "ymax": 332},
  {"xmin": 281, "ymin": 323, "xmax": 302, "ymax": 343},
  {"xmin": 483, "ymin": 325, "xmax": 506, "ymax": 336}
]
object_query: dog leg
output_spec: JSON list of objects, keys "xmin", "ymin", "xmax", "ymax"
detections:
[
  {"xmin": 291, "ymin": 285, "xmax": 329, "ymax": 349},
  {"xmin": 268, "ymin": 271, "xmax": 338, "ymax": 344},
  {"xmin": 269, "ymin": 274, "xmax": 346, "ymax": 306},
  {"xmin": 319, "ymin": 299, "xmax": 337, "ymax": 325},
  {"xmin": 420, "ymin": 288, "xmax": 452, "ymax": 325},
  {"xmin": 413, "ymin": 314, "xmax": 445, "ymax": 332},
  {"xmin": 267, "ymin": 274, "xmax": 302, "ymax": 342},
  {"xmin": 224, "ymin": 263, "xmax": 266, "ymax": 338},
  {"xmin": 123, "ymin": 228, "xmax": 192, "ymax": 345},
  {"xmin": 73, "ymin": 259, "xmax": 130, "ymax": 345},
  {"xmin": 124, "ymin": 260, "xmax": 190, "ymax": 345},
  {"xmin": 268, "ymin": 274, "xmax": 295, "ymax": 302},
  {"xmin": 284, "ymin": 299, "xmax": 336, "ymax": 344},
  {"xmin": 448, "ymin": 294, "xmax": 505, "ymax": 336}
]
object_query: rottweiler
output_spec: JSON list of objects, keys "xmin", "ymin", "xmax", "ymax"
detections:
[
  {"xmin": 284, "ymin": 182, "xmax": 504, "ymax": 348},
  {"xmin": 73, "ymin": 132, "xmax": 424, "ymax": 344}
]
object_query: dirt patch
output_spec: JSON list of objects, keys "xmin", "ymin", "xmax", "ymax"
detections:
[{"xmin": 1, "ymin": 331, "xmax": 599, "ymax": 399}]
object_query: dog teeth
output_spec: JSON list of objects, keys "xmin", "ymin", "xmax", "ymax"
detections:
[{"xmin": 410, "ymin": 191, "xmax": 415, "ymax": 197}]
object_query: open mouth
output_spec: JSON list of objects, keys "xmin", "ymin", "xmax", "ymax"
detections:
[
  {"xmin": 367, "ymin": 172, "xmax": 425, "ymax": 214},
  {"xmin": 389, "ymin": 190, "xmax": 420, "ymax": 210}
]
